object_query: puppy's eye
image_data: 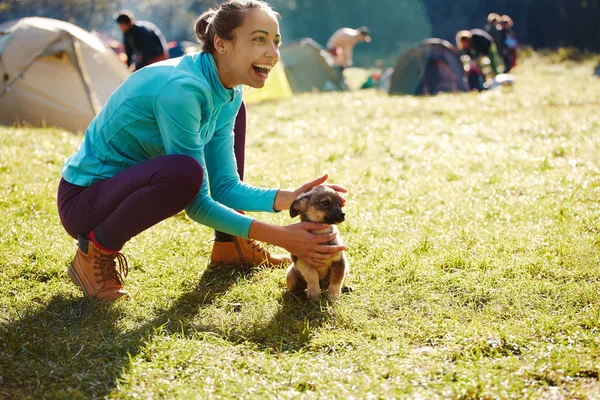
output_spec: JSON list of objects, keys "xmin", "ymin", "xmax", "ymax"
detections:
[{"xmin": 321, "ymin": 200, "xmax": 331, "ymax": 207}]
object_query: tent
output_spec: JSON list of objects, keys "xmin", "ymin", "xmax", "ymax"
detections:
[
  {"xmin": 377, "ymin": 67, "xmax": 394, "ymax": 92},
  {"xmin": 280, "ymin": 38, "xmax": 345, "ymax": 93},
  {"xmin": 0, "ymin": 17, "xmax": 130, "ymax": 132},
  {"xmin": 389, "ymin": 39, "xmax": 468, "ymax": 96},
  {"xmin": 243, "ymin": 62, "xmax": 293, "ymax": 104}
]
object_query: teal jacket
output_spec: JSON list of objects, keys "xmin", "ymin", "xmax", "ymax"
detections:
[{"xmin": 62, "ymin": 52, "xmax": 278, "ymax": 238}]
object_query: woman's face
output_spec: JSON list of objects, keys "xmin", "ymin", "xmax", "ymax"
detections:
[{"xmin": 223, "ymin": 9, "xmax": 281, "ymax": 88}]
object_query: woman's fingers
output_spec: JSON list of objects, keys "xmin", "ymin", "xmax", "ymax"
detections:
[
  {"xmin": 299, "ymin": 225, "xmax": 341, "ymax": 244},
  {"xmin": 301, "ymin": 174, "xmax": 329, "ymax": 191},
  {"xmin": 311, "ymin": 231, "xmax": 339, "ymax": 244},
  {"xmin": 324, "ymin": 184, "xmax": 347, "ymax": 193},
  {"xmin": 314, "ymin": 244, "xmax": 347, "ymax": 255},
  {"xmin": 285, "ymin": 221, "xmax": 345, "ymax": 268},
  {"xmin": 302, "ymin": 245, "xmax": 346, "ymax": 266},
  {"xmin": 297, "ymin": 222, "xmax": 330, "ymax": 231},
  {"xmin": 321, "ymin": 184, "xmax": 348, "ymax": 206},
  {"xmin": 311, "ymin": 232, "xmax": 337, "ymax": 245},
  {"xmin": 296, "ymin": 178, "xmax": 349, "ymax": 208}
]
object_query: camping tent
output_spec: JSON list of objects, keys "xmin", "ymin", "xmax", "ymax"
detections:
[
  {"xmin": 243, "ymin": 62, "xmax": 293, "ymax": 104},
  {"xmin": 377, "ymin": 67, "xmax": 394, "ymax": 92},
  {"xmin": 0, "ymin": 17, "xmax": 130, "ymax": 132},
  {"xmin": 389, "ymin": 39, "xmax": 468, "ymax": 96},
  {"xmin": 280, "ymin": 38, "xmax": 345, "ymax": 93}
]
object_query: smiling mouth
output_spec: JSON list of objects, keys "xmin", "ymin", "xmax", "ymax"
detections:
[{"xmin": 252, "ymin": 64, "xmax": 273, "ymax": 78}]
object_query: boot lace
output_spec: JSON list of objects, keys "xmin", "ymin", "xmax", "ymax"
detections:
[
  {"xmin": 93, "ymin": 249, "xmax": 129, "ymax": 285},
  {"xmin": 247, "ymin": 239, "xmax": 267, "ymax": 255}
]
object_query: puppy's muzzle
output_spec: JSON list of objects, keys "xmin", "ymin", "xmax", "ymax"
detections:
[{"xmin": 325, "ymin": 210, "xmax": 345, "ymax": 224}]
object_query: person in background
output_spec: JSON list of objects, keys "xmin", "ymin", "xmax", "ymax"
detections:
[
  {"xmin": 484, "ymin": 13, "xmax": 501, "ymax": 44},
  {"xmin": 456, "ymin": 29, "xmax": 499, "ymax": 90},
  {"xmin": 500, "ymin": 15, "xmax": 518, "ymax": 72},
  {"xmin": 484, "ymin": 13, "xmax": 505, "ymax": 65},
  {"xmin": 326, "ymin": 26, "xmax": 371, "ymax": 85},
  {"xmin": 115, "ymin": 10, "xmax": 169, "ymax": 72}
]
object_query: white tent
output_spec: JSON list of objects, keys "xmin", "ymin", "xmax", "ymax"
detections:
[{"xmin": 0, "ymin": 17, "xmax": 130, "ymax": 132}]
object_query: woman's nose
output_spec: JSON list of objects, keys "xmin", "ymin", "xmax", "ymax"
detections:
[{"xmin": 266, "ymin": 44, "xmax": 280, "ymax": 60}]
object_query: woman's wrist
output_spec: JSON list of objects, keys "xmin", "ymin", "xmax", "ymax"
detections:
[
  {"xmin": 248, "ymin": 220, "xmax": 286, "ymax": 248},
  {"xmin": 273, "ymin": 189, "xmax": 296, "ymax": 211}
]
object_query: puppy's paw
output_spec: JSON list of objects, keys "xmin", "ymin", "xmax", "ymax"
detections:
[
  {"xmin": 327, "ymin": 287, "xmax": 342, "ymax": 299},
  {"xmin": 306, "ymin": 289, "xmax": 321, "ymax": 301}
]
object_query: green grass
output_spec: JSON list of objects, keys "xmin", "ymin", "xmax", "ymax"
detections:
[{"xmin": 1, "ymin": 55, "xmax": 600, "ymax": 399}]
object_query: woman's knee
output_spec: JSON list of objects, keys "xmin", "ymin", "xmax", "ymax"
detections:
[
  {"xmin": 57, "ymin": 179, "xmax": 92, "ymax": 239},
  {"xmin": 159, "ymin": 155, "xmax": 203, "ymax": 198}
]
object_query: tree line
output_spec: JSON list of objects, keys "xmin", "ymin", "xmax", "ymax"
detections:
[{"xmin": 1, "ymin": 0, "xmax": 599, "ymax": 66}]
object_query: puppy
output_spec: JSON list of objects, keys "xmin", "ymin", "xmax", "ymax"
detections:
[{"xmin": 286, "ymin": 186, "xmax": 349, "ymax": 300}]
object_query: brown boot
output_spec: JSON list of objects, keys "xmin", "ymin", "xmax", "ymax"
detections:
[
  {"xmin": 210, "ymin": 237, "xmax": 291, "ymax": 268},
  {"xmin": 67, "ymin": 235, "xmax": 130, "ymax": 302}
]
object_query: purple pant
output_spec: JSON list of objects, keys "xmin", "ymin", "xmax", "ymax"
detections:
[{"xmin": 57, "ymin": 103, "xmax": 247, "ymax": 249}]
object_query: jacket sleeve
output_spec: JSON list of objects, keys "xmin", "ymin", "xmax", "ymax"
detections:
[
  {"xmin": 154, "ymin": 80, "xmax": 257, "ymax": 238},
  {"xmin": 204, "ymin": 97, "xmax": 279, "ymax": 212},
  {"xmin": 124, "ymin": 33, "xmax": 133, "ymax": 67}
]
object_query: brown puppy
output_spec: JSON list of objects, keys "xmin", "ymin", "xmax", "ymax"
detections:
[{"xmin": 286, "ymin": 186, "xmax": 349, "ymax": 300}]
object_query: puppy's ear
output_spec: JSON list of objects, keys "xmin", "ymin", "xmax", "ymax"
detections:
[{"xmin": 289, "ymin": 197, "xmax": 308, "ymax": 218}]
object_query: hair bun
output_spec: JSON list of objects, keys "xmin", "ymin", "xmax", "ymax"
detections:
[
  {"xmin": 194, "ymin": 9, "xmax": 217, "ymax": 43},
  {"xmin": 193, "ymin": 1, "xmax": 279, "ymax": 53}
]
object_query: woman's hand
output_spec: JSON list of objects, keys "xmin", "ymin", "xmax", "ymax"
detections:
[
  {"xmin": 293, "ymin": 174, "xmax": 347, "ymax": 206},
  {"xmin": 278, "ymin": 222, "xmax": 346, "ymax": 267},
  {"xmin": 273, "ymin": 174, "xmax": 347, "ymax": 211},
  {"xmin": 248, "ymin": 220, "xmax": 346, "ymax": 268}
]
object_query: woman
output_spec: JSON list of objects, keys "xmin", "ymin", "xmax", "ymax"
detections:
[{"xmin": 57, "ymin": 0, "xmax": 347, "ymax": 302}]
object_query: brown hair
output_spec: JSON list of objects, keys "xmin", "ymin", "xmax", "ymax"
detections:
[
  {"xmin": 501, "ymin": 15, "xmax": 514, "ymax": 28},
  {"xmin": 455, "ymin": 30, "xmax": 472, "ymax": 50},
  {"xmin": 194, "ymin": 0, "xmax": 280, "ymax": 53},
  {"xmin": 115, "ymin": 10, "xmax": 134, "ymax": 24},
  {"xmin": 487, "ymin": 13, "xmax": 500, "ymax": 24}
]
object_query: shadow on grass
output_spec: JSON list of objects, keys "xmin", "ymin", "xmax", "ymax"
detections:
[
  {"xmin": 0, "ymin": 266, "xmax": 332, "ymax": 398},
  {"xmin": 0, "ymin": 295, "xmax": 134, "ymax": 398},
  {"xmin": 157, "ymin": 266, "xmax": 333, "ymax": 352},
  {"xmin": 0, "ymin": 267, "xmax": 251, "ymax": 398},
  {"xmin": 242, "ymin": 290, "xmax": 333, "ymax": 352}
]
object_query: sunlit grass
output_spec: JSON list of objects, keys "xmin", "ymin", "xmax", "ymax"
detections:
[{"xmin": 1, "ymin": 55, "xmax": 599, "ymax": 398}]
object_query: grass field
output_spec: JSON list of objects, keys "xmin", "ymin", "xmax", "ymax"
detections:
[{"xmin": 1, "ymin": 55, "xmax": 600, "ymax": 399}]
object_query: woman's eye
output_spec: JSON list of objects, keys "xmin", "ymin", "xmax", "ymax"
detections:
[
  {"xmin": 274, "ymin": 41, "xmax": 281, "ymax": 48},
  {"xmin": 254, "ymin": 37, "xmax": 265, "ymax": 43}
]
